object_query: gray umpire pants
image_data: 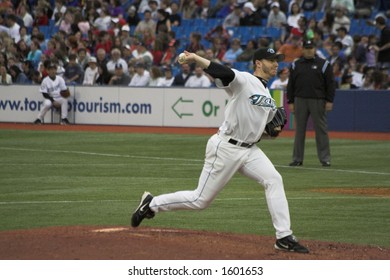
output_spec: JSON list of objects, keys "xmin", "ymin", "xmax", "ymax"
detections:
[{"xmin": 292, "ymin": 97, "xmax": 331, "ymax": 163}]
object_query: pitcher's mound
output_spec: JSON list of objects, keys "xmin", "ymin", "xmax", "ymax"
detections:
[{"xmin": 0, "ymin": 226, "xmax": 388, "ymax": 260}]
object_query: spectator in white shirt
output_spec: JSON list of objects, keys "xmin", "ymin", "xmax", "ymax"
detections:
[
  {"xmin": 157, "ymin": 66, "xmax": 175, "ymax": 87},
  {"xmin": 106, "ymin": 48, "xmax": 128, "ymax": 75},
  {"xmin": 129, "ymin": 63, "xmax": 150, "ymax": 86},
  {"xmin": 7, "ymin": 15, "xmax": 20, "ymax": 43},
  {"xmin": 130, "ymin": 42, "xmax": 154, "ymax": 68},
  {"xmin": 18, "ymin": 4, "xmax": 33, "ymax": 28},
  {"xmin": 335, "ymin": 26, "xmax": 354, "ymax": 56},
  {"xmin": 83, "ymin": 57, "xmax": 99, "ymax": 85},
  {"xmin": 93, "ymin": 7, "xmax": 112, "ymax": 31},
  {"xmin": 52, "ymin": 0, "xmax": 67, "ymax": 24},
  {"xmin": 270, "ymin": 67, "xmax": 289, "ymax": 91},
  {"xmin": 184, "ymin": 65, "xmax": 211, "ymax": 88}
]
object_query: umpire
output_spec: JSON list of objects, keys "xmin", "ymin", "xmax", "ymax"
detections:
[{"xmin": 287, "ymin": 39, "xmax": 335, "ymax": 167}]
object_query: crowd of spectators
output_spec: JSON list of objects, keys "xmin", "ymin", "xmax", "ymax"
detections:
[{"xmin": 0, "ymin": 0, "xmax": 390, "ymax": 90}]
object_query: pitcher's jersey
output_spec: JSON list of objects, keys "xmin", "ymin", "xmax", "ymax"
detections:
[
  {"xmin": 39, "ymin": 75, "xmax": 67, "ymax": 99},
  {"xmin": 216, "ymin": 69, "xmax": 277, "ymax": 143}
]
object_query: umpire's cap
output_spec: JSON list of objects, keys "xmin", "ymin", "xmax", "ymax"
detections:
[{"xmin": 252, "ymin": 48, "xmax": 285, "ymax": 64}]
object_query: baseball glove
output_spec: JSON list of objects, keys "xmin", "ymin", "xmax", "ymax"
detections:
[
  {"xmin": 264, "ymin": 107, "xmax": 287, "ymax": 137},
  {"xmin": 60, "ymin": 89, "xmax": 70, "ymax": 98}
]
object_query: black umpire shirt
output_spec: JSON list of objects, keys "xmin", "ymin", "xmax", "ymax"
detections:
[{"xmin": 287, "ymin": 56, "xmax": 335, "ymax": 104}]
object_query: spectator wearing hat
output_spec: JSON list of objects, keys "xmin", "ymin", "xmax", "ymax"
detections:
[
  {"xmin": 109, "ymin": 63, "xmax": 131, "ymax": 85},
  {"xmin": 267, "ymin": 2, "xmax": 287, "ymax": 28},
  {"xmin": 240, "ymin": 1, "xmax": 263, "ymax": 26},
  {"xmin": 83, "ymin": 56, "xmax": 99, "ymax": 85},
  {"xmin": 335, "ymin": 26, "xmax": 353, "ymax": 56},
  {"xmin": 122, "ymin": 44, "xmax": 134, "ymax": 62},
  {"xmin": 64, "ymin": 53, "xmax": 84, "ymax": 85},
  {"xmin": 107, "ymin": 48, "xmax": 129, "ymax": 75},
  {"xmin": 156, "ymin": 65, "xmax": 175, "ymax": 87},
  {"xmin": 372, "ymin": 15, "xmax": 390, "ymax": 68},
  {"xmin": 287, "ymin": 39, "xmax": 335, "ymax": 167},
  {"xmin": 339, "ymin": 71, "xmax": 358, "ymax": 89},
  {"xmin": 120, "ymin": 25, "xmax": 133, "ymax": 47},
  {"xmin": 129, "ymin": 62, "xmax": 150, "ymax": 86}
]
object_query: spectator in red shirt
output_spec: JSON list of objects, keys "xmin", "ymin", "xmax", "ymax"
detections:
[{"xmin": 34, "ymin": 8, "xmax": 49, "ymax": 26}]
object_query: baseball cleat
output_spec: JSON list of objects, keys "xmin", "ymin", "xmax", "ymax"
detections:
[
  {"xmin": 321, "ymin": 161, "xmax": 331, "ymax": 167},
  {"xmin": 33, "ymin": 119, "xmax": 42, "ymax": 125},
  {"xmin": 289, "ymin": 161, "xmax": 303, "ymax": 166},
  {"xmin": 61, "ymin": 118, "xmax": 70, "ymax": 125},
  {"xmin": 274, "ymin": 235, "xmax": 309, "ymax": 253},
  {"xmin": 131, "ymin": 192, "xmax": 155, "ymax": 227}
]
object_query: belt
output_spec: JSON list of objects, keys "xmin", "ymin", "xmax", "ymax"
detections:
[{"xmin": 228, "ymin": 138, "xmax": 254, "ymax": 148}]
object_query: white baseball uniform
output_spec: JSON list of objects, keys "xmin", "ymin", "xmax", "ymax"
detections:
[
  {"xmin": 149, "ymin": 69, "xmax": 293, "ymax": 239},
  {"xmin": 37, "ymin": 75, "xmax": 69, "ymax": 120}
]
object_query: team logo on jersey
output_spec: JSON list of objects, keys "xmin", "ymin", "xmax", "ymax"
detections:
[{"xmin": 249, "ymin": 94, "xmax": 276, "ymax": 109}]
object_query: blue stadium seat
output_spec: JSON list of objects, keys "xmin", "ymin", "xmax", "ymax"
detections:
[
  {"xmin": 39, "ymin": 25, "xmax": 50, "ymax": 39},
  {"xmin": 266, "ymin": 27, "xmax": 282, "ymax": 39},
  {"xmin": 232, "ymin": 61, "xmax": 252, "ymax": 71}
]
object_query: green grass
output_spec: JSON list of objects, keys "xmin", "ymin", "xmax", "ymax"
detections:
[{"xmin": 0, "ymin": 129, "xmax": 389, "ymax": 248}]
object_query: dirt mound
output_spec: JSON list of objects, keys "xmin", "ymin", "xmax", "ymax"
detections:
[{"xmin": 0, "ymin": 226, "xmax": 388, "ymax": 260}]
